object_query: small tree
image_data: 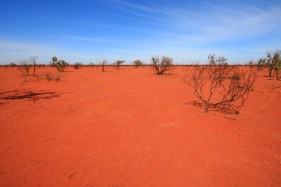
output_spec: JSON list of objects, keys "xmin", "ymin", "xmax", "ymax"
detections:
[
  {"xmin": 151, "ymin": 56, "xmax": 173, "ymax": 75},
  {"xmin": 184, "ymin": 54, "xmax": 256, "ymax": 114},
  {"xmin": 114, "ymin": 60, "xmax": 124, "ymax": 69},
  {"xmin": 30, "ymin": 56, "xmax": 37, "ymax": 76},
  {"xmin": 248, "ymin": 60, "xmax": 254, "ymax": 69},
  {"xmin": 10, "ymin": 62, "xmax": 17, "ymax": 67},
  {"xmin": 267, "ymin": 50, "xmax": 281, "ymax": 77},
  {"xmin": 18, "ymin": 57, "xmax": 37, "ymax": 76},
  {"xmin": 100, "ymin": 60, "xmax": 108, "ymax": 72},
  {"xmin": 51, "ymin": 56, "xmax": 68, "ymax": 72},
  {"xmin": 73, "ymin": 62, "xmax": 82, "ymax": 69},
  {"xmin": 274, "ymin": 62, "xmax": 281, "ymax": 80},
  {"xmin": 18, "ymin": 59, "xmax": 31, "ymax": 76},
  {"xmin": 133, "ymin": 60, "xmax": 143, "ymax": 68},
  {"xmin": 257, "ymin": 58, "xmax": 266, "ymax": 71}
]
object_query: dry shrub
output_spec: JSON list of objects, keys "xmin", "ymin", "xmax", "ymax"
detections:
[
  {"xmin": 133, "ymin": 60, "xmax": 143, "ymax": 68},
  {"xmin": 51, "ymin": 56, "xmax": 68, "ymax": 72},
  {"xmin": 18, "ymin": 60, "xmax": 31, "ymax": 76},
  {"xmin": 100, "ymin": 60, "xmax": 108, "ymax": 72},
  {"xmin": 184, "ymin": 55, "xmax": 256, "ymax": 114},
  {"xmin": 114, "ymin": 60, "xmax": 124, "ymax": 69},
  {"xmin": 151, "ymin": 56, "xmax": 174, "ymax": 75}
]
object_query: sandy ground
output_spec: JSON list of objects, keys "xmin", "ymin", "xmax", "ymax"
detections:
[{"xmin": 0, "ymin": 66, "xmax": 280, "ymax": 187}]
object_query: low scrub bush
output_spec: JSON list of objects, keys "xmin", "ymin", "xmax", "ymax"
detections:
[
  {"xmin": 151, "ymin": 56, "xmax": 173, "ymax": 75},
  {"xmin": 133, "ymin": 60, "xmax": 143, "ymax": 68},
  {"xmin": 73, "ymin": 62, "xmax": 82, "ymax": 69},
  {"xmin": 51, "ymin": 56, "xmax": 68, "ymax": 72},
  {"xmin": 184, "ymin": 54, "xmax": 256, "ymax": 114},
  {"xmin": 114, "ymin": 60, "xmax": 124, "ymax": 69}
]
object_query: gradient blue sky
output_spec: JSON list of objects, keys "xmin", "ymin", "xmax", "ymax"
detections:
[{"xmin": 0, "ymin": 0, "xmax": 280, "ymax": 64}]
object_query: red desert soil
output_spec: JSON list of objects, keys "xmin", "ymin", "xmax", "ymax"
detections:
[{"xmin": 0, "ymin": 66, "xmax": 281, "ymax": 187}]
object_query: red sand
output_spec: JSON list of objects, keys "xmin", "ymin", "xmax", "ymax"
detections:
[{"xmin": 0, "ymin": 66, "xmax": 280, "ymax": 186}]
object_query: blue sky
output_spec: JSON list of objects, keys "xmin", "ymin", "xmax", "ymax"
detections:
[{"xmin": 0, "ymin": 0, "xmax": 280, "ymax": 64}]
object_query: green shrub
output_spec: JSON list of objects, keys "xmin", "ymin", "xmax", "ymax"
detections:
[{"xmin": 50, "ymin": 56, "xmax": 68, "ymax": 72}]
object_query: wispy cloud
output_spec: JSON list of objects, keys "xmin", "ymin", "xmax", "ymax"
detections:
[
  {"xmin": 110, "ymin": 0, "xmax": 281, "ymax": 43},
  {"xmin": 50, "ymin": 34, "xmax": 109, "ymax": 43}
]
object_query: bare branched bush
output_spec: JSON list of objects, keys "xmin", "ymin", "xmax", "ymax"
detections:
[
  {"xmin": 18, "ymin": 57, "xmax": 38, "ymax": 77},
  {"xmin": 151, "ymin": 56, "xmax": 173, "ymax": 75},
  {"xmin": 184, "ymin": 55, "xmax": 256, "ymax": 114},
  {"xmin": 18, "ymin": 59, "xmax": 31, "ymax": 76},
  {"xmin": 100, "ymin": 60, "xmax": 108, "ymax": 72},
  {"xmin": 133, "ymin": 60, "xmax": 143, "ymax": 68},
  {"xmin": 30, "ymin": 56, "xmax": 37, "ymax": 76}
]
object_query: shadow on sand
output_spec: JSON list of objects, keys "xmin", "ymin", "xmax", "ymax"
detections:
[{"xmin": 0, "ymin": 89, "xmax": 59, "ymax": 101}]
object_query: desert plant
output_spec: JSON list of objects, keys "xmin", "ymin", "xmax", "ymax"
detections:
[
  {"xmin": 274, "ymin": 63, "xmax": 281, "ymax": 80},
  {"xmin": 133, "ymin": 60, "xmax": 143, "ymax": 68},
  {"xmin": 151, "ymin": 56, "xmax": 173, "ymax": 75},
  {"xmin": 257, "ymin": 58, "xmax": 266, "ymax": 71},
  {"xmin": 100, "ymin": 60, "xmax": 108, "ymax": 72},
  {"xmin": 44, "ymin": 72, "xmax": 61, "ymax": 81},
  {"xmin": 18, "ymin": 59, "xmax": 31, "ymax": 76},
  {"xmin": 10, "ymin": 62, "xmax": 17, "ymax": 67},
  {"xmin": 248, "ymin": 60, "xmax": 254, "ymax": 69},
  {"xmin": 30, "ymin": 56, "xmax": 37, "ymax": 76},
  {"xmin": 51, "ymin": 56, "xmax": 68, "ymax": 72},
  {"xmin": 266, "ymin": 50, "xmax": 281, "ymax": 77},
  {"xmin": 45, "ymin": 73, "xmax": 53, "ymax": 81},
  {"xmin": 73, "ymin": 62, "xmax": 82, "ymax": 69},
  {"xmin": 114, "ymin": 60, "xmax": 124, "ymax": 69},
  {"xmin": 54, "ymin": 73, "xmax": 61, "ymax": 81},
  {"xmin": 184, "ymin": 54, "xmax": 256, "ymax": 114}
]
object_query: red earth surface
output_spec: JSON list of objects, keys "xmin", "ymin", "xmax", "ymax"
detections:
[{"xmin": 0, "ymin": 66, "xmax": 280, "ymax": 186}]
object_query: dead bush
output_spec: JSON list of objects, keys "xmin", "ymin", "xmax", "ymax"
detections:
[
  {"xmin": 18, "ymin": 56, "xmax": 38, "ymax": 77},
  {"xmin": 151, "ymin": 56, "xmax": 173, "ymax": 75},
  {"xmin": 18, "ymin": 60, "xmax": 31, "ymax": 76},
  {"xmin": 100, "ymin": 60, "xmax": 108, "ymax": 72},
  {"xmin": 184, "ymin": 55, "xmax": 256, "ymax": 114}
]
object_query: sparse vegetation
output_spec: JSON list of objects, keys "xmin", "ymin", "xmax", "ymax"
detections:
[
  {"xmin": 184, "ymin": 54, "xmax": 256, "ymax": 114},
  {"xmin": 30, "ymin": 56, "xmax": 37, "ymax": 76},
  {"xmin": 100, "ymin": 60, "xmax": 108, "ymax": 72},
  {"xmin": 54, "ymin": 73, "xmax": 61, "ymax": 81},
  {"xmin": 151, "ymin": 56, "xmax": 174, "ymax": 75},
  {"xmin": 257, "ymin": 58, "xmax": 266, "ymax": 71},
  {"xmin": 18, "ymin": 59, "xmax": 31, "ymax": 76},
  {"xmin": 73, "ymin": 62, "xmax": 82, "ymax": 69},
  {"xmin": 10, "ymin": 62, "xmax": 17, "ymax": 67},
  {"xmin": 44, "ymin": 72, "xmax": 61, "ymax": 81},
  {"xmin": 45, "ymin": 73, "xmax": 52, "ymax": 81},
  {"xmin": 133, "ymin": 60, "xmax": 143, "ymax": 68},
  {"xmin": 114, "ymin": 60, "xmax": 124, "ymax": 69},
  {"xmin": 51, "ymin": 56, "xmax": 68, "ymax": 72},
  {"xmin": 266, "ymin": 50, "xmax": 281, "ymax": 77},
  {"xmin": 18, "ymin": 57, "xmax": 38, "ymax": 77},
  {"xmin": 248, "ymin": 60, "xmax": 254, "ymax": 69}
]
